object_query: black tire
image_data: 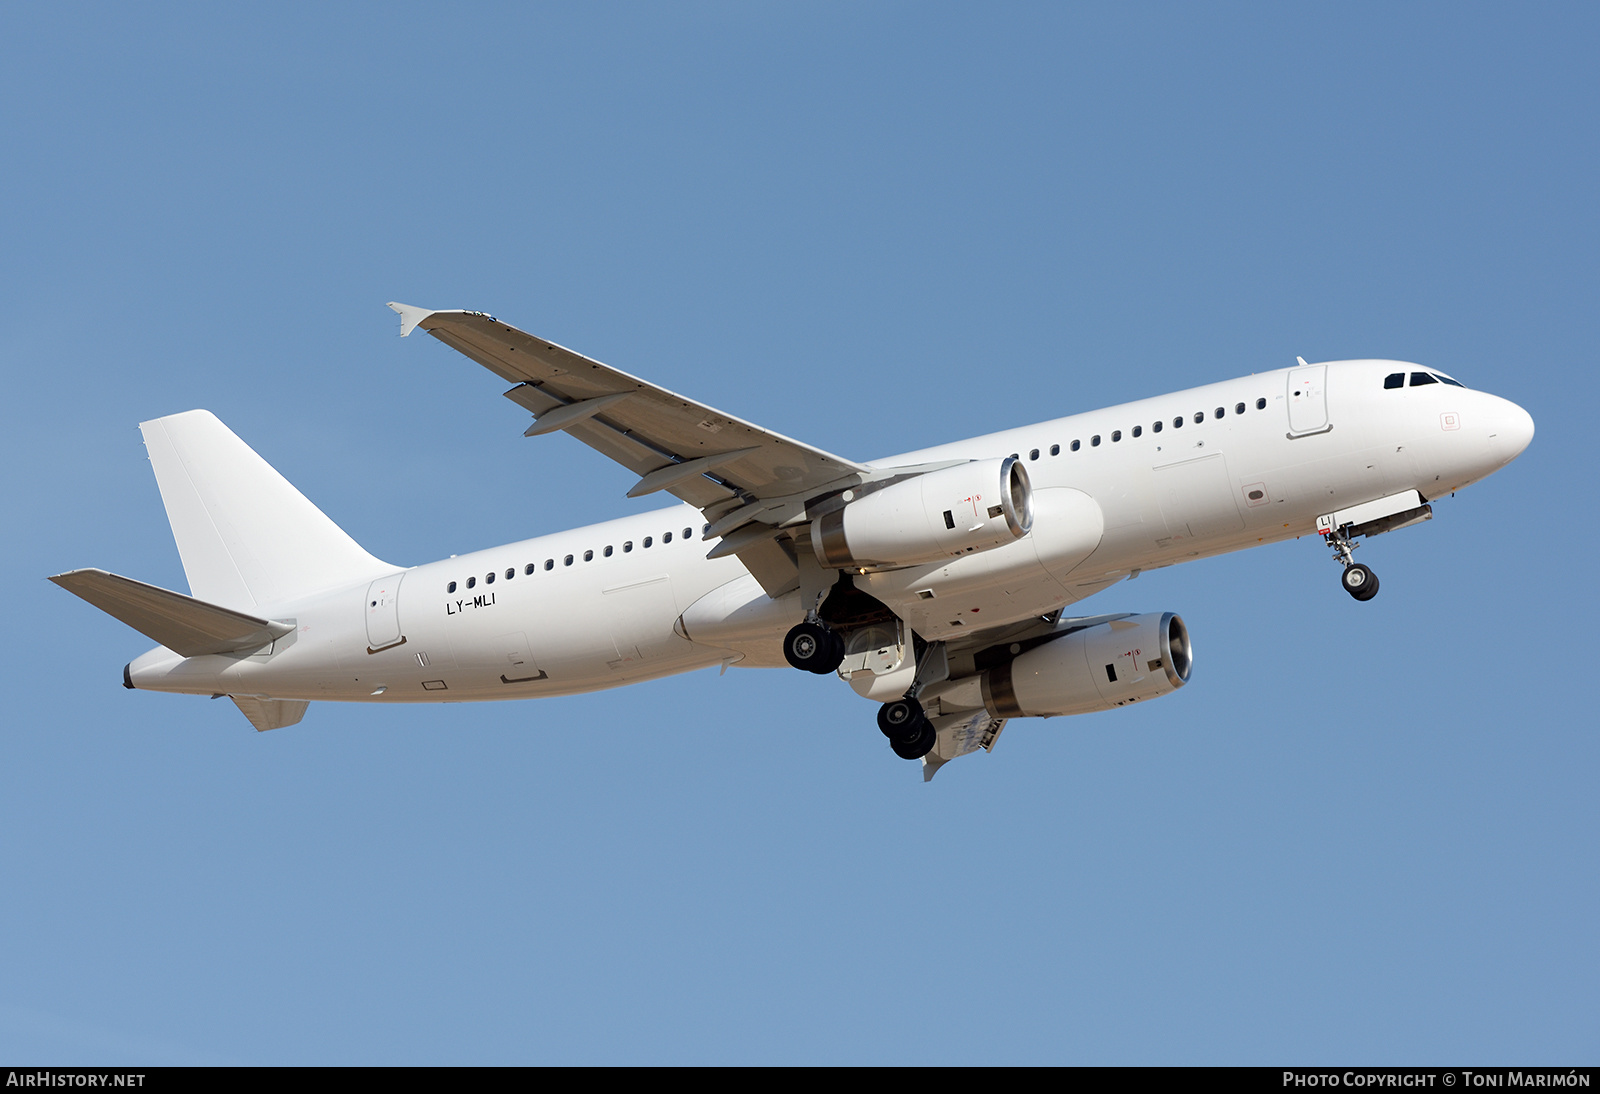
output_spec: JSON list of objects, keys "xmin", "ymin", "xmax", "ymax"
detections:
[
  {"xmin": 816, "ymin": 627, "xmax": 846, "ymax": 674},
  {"xmin": 783, "ymin": 621, "xmax": 845, "ymax": 673},
  {"xmin": 877, "ymin": 697, "xmax": 925, "ymax": 737},
  {"xmin": 1342, "ymin": 563, "xmax": 1379, "ymax": 602},
  {"xmin": 889, "ymin": 717, "xmax": 938, "ymax": 760}
]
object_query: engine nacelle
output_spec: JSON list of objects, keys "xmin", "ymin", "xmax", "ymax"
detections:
[
  {"xmin": 811, "ymin": 457, "xmax": 1033, "ymax": 569},
  {"xmin": 981, "ymin": 612, "xmax": 1192, "ymax": 718}
]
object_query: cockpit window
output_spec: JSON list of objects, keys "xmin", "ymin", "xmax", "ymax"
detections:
[
  {"xmin": 1433, "ymin": 372, "xmax": 1465, "ymax": 387},
  {"xmin": 1410, "ymin": 372, "xmax": 1437, "ymax": 386},
  {"xmin": 1384, "ymin": 373, "xmax": 1404, "ymax": 389}
]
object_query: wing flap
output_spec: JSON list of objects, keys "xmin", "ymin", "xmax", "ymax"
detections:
[
  {"xmin": 921, "ymin": 709, "xmax": 1008, "ymax": 782},
  {"xmin": 50, "ymin": 569, "xmax": 294, "ymax": 657}
]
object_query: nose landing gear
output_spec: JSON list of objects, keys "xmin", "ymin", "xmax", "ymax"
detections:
[
  {"xmin": 1341, "ymin": 562, "xmax": 1379, "ymax": 600},
  {"xmin": 1324, "ymin": 523, "xmax": 1380, "ymax": 602}
]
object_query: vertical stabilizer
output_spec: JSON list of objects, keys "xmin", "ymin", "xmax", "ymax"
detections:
[{"xmin": 140, "ymin": 411, "xmax": 394, "ymax": 611}]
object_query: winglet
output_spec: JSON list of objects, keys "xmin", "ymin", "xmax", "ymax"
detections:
[{"xmin": 386, "ymin": 301, "xmax": 435, "ymax": 338}]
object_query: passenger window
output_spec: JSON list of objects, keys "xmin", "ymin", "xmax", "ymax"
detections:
[
  {"xmin": 563, "ymin": 554, "xmax": 573, "ymax": 566},
  {"xmin": 467, "ymin": 576, "xmax": 476, "ymax": 589},
  {"xmin": 1111, "ymin": 430, "xmax": 1121, "ymax": 442},
  {"xmin": 1214, "ymin": 407, "xmax": 1224, "ymax": 419},
  {"xmin": 1132, "ymin": 425, "xmax": 1142, "ymax": 438},
  {"xmin": 1411, "ymin": 372, "xmax": 1437, "ymax": 386},
  {"xmin": 1029, "ymin": 448, "xmax": 1039, "ymax": 461},
  {"xmin": 604, "ymin": 545, "xmax": 613, "ymax": 557},
  {"xmin": 663, "ymin": 531, "xmax": 673, "ymax": 544},
  {"xmin": 1235, "ymin": 402, "xmax": 1245, "ymax": 415},
  {"xmin": 1070, "ymin": 439, "xmax": 1081, "ymax": 452},
  {"xmin": 1049, "ymin": 443, "xmax": 1060, "ymax": 456},
  {"xmin": 505, "ymin": 568, "xmax": 514, "ymax": 580},
  {"xmin": 1384, "ymin": 373, "xmax": 1404, "ymax": 389},
  {"xmin": 684, "ymin": 528, "xmax": 693, "ymax": 539},
  {"xmin": 485, "ymin": 572, "xmax": 495, "ymax": 584},
  {"xmin": 447, "ymin": 581, "xmax": 457, "ymax": 594},
  {"xmin": 583, "ymin": 550, "xmax": 593, "ymax": 561},
  {"xmin": 1153, "ymin": 420, "xmax": 1162, "ymax": 433},
  {"xmin": 544, "ymin": 559, "xmax": 554, "ymax": 571},
  {"xmin": 623, "ymin": 541, "xmax": 633, "ymax": 553},
  {"xmin": 1256, "ymin": 397, "xmax": 1267, "ymax": 409},
  {"xmin": 1173, "ymin": 417, "xmax": 1183, "ymax": 429},
  {"xmin": 644, "ymin": 536, "xmax": 653, "ymax": 548},
  {"xmin": 1194, "ymin": 411, "xmax": 1204, "ymax": 424},
  {"xmin": 524, "ymin": 564, "xmax": 535, "ymax": 575},
  {"xmin": 1091, "ymin": 435, "xmax": 1101, "ymax": 447}
]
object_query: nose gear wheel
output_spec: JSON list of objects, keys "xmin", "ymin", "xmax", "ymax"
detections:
[
  {"xmin": 1323, "ymin": 522, "xmax": 1380, "ymax": 602},
  {"xmin": 1341, "ymin": 562, "xmax": 1379, "ymax": 601}
]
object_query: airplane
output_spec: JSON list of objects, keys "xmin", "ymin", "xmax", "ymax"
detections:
[{"xmin": 51, "ymin": 303, "xmax": 1535, "ymax": 779}]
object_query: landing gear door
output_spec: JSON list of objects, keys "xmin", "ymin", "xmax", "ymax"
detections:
[
  {"xmin": 1287, "ymin": 363, "xmax": 1330, "ymax": 436},
  {"xmin": 365, "ymin": 573, "xmax": 406, "ymax": 652}
]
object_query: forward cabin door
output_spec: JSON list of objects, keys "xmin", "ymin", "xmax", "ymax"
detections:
[
  {"xmin": 365, "ymin": 573, "xmax": 406, "ymax": 652},
  {"xmin": 1287, "ymin": 363, "xmax": 1330, "ymax": 436}
]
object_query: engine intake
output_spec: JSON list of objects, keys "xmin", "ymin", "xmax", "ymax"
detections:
[
  {"xmin": 981, "ymin": 612, "xmax": 1192, "ymax": 718},
  {"xmin": 812, "ymin": 457, "xmax": 1033, "ymax": 569}
]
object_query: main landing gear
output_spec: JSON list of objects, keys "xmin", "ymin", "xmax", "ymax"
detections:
[
  {"xmin": 874, "ymin": 640, "xmax": 947, "ymax": 761},
  {"xmin": 783, "ymin": 619, "xmax": 845, "ymax": 674},
  {"xmin": 782, "ymin": 582, "xmax": 943, "ymax": 762},
  {"xmin": 1324, "ymin": 523, "xmax": 1380, "ymax": 602},
  {"xmin": 877, "ymin": 696, "xmax": 937, "ymax": 760}
]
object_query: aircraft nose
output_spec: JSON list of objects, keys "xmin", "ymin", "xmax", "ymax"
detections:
[{"xmin": 1484, "ymin": 395, "xmax": 1535, "ymax": 467}]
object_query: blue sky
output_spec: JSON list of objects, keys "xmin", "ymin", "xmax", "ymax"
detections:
[{"xmin": 2, "ymin": 2, "xmax": 1595, "ymax": 1064}]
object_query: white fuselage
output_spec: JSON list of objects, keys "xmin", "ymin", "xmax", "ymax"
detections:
[{"xmin": 126, "ymin": 359, "xmax": 1533, "ymax": 704}]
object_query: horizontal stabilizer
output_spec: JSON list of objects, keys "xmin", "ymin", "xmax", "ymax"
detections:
[
  {"xmin": 231, "ymin": 696, "xmax": 309, "ymax": 732},
  {"xmin": 50, "ymin": 569, "xmax": 294, "ymax": 657}
]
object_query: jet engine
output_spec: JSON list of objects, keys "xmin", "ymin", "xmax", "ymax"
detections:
[
  {"xmin": 811, "ymin": 457, "xmax": 1033, "ymax": 569},
  {"xmin": 980, "ymin": 612, "xmax": 1192, "ymax": 718}
]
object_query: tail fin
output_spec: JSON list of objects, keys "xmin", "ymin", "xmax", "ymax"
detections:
[{"xmin": 140, "ymin": 410, "xmax": 394, "ymax": 612}]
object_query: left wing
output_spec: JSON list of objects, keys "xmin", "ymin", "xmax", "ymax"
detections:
[{"xmin": 389, "ymin": 304, "xmax": 871, "ymax": 510}]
